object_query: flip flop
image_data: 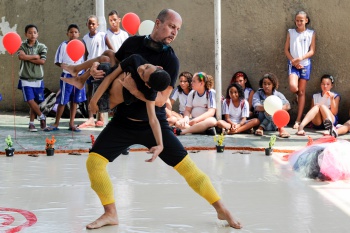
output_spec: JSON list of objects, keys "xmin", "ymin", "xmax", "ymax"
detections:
[
  {"xmin": 255, "ymin": 129, "xmax": 263, "ymax": 136},
  {"xmin": 68, "ymin": 126, "xmax": 81, "ymax": 132},
  {"xmin": 95, "ymin": 121, "xmax": 104, "ymax": 127},
  {"xmin": 79, "ymin": 122, "xmax": 96, "ymax": 128},
  {"xmin": 43, "ymin": 126, "xmax": 59, "ymax": 132},
  {"xmin": 279, "ymin": 132, "xmax": 291, "ymax": 138},
  {"xmin": 295, "ymin": 130, "xmax": 306, "ymax": 136}
]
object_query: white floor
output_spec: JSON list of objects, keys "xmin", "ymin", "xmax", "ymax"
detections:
[{"xmin": 1, "ymin": 150, "xmax": 350, "ymax": 233}]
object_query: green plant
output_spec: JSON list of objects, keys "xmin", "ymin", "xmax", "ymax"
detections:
[
  {"xmin": 268, "ymin": 135, "xmax": 277, "ymax": 149},
  {"xmin": 214, "ymin": 133, "xmax": 225, "ymax": 146},
  {"xmin": 5, "ymin": 135, "xmax": 13, "ymax": 149}
]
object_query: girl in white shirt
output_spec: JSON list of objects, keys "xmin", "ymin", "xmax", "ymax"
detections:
[
  {"xmin": 174, "ymin": 72, "xmax": 217, "ymax": 135},
  {"xmin": 284, "ymin": 11, "xmax": 316, "ymax": 130},
  {"xmin": 216, "ymin": 83, "xmax": 260, "ymax": 134},
  {"xmin": 167, "ymin": 71, "xmax": 192, "ymax": 126}
]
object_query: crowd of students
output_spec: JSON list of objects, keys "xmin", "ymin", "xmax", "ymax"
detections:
[{"xmin": 17, "ymin": 10, "xmax": 128, "ymax": 132}]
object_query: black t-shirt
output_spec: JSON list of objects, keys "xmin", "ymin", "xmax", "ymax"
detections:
[
  {"xmin": 115, "ymin": 36, "xmax": 179, "ymax": 121},
  {"xmin": 120, "ymin": 54, "xmax": 157, "ymax": 102}
]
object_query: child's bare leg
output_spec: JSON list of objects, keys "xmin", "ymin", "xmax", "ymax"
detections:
[
  {"xmin": 61, "ymin": 71, "xmax": 90, "ymax": 90},
  {"xmin": 212, "ymin": 200, "xmax": 242, "ymax": 229},
  {"xmin": 86, "ymin": 203, "xmax": 119, "ymax": 229}
]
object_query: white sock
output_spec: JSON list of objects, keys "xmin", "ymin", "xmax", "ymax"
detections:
[{"xmin": 39, "ymin": 114, "xmax": 46, "ymax": 120}]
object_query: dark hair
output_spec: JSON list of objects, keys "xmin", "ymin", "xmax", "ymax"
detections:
[
  {"xmin": 87, "ymin": 15, "xmax": 98, "ymax": 23},
  {"xmin": 148, "ymin": 68, "xmax": 171, "ymax": 91},
  {"xmin": 25, "ymin": 24, "xmax": 38, "ymax": 33},
  {"xmin": 157, "ymin": 9, "xmax": 169, "ymax": 23},
  {"xmin": 108, "ymin": 10, "xmax": 120, "ymax": 17},
  {"xmin": 230, "ymin": 71, "xmax": 253, "ymax": 88},
  {"xmin": 320, "ymin": 74, "xmax": 334, "ymax": 84},
  {"xmin": 225, "ymin": 83, "xmax": 245, "ymax": 101},
  {"xmin": 67, "ymin": 24, "xmax": 79, "ymax": 32},
  {"xmin": 177, "ymin": 71, "xmax": 193, "ymax": 93},
  {"xmin": 259, "ymin": 73, "xmax": 279, "ymax": 91},
  {"xmin": 295, "ymin": 11, "xmax": 310, "ymax": 26}
]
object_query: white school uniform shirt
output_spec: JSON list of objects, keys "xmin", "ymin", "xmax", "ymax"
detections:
[
  {"xmin": 170, "ymin": 89, "xmax": 189, "ymax": 114},
  {"xmin": 313, "ymin": 92, "xmax": 339, "ymax": 109},
  {"xmin": 106, "ymin": 29, "xmax": 129, "ymax": 52},
  {"xmin": 83, "ymin": 31, "xmax": 108, "ymax": 60},
  {"xmin": 288, "ymin": 28, "xmax": 314, "ymax": 67},
  {"xmin": 244, "ymin": 87, "xmax": 253, "ymax": 100},
  {"xmin": 54, "ymin": 40, "xmax": 84, "ymax": 75},
  {"xmin": 222, "ymin": 99, "xmax": 249, "ymax": 123},
  {"xmin": 186, "ymin": 89, "xmax": 216, "ymax": 118}
]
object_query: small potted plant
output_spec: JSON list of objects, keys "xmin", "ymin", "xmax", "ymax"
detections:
[
  {"xmin": 45, "ymin": 135, "xmax": 56, "ymax": 156},
  {"xmin": 214, "ymin": 133, "xmax": 225, "ymax": 153},
  {"xmin": 5, "ymin": 135, "xmax": 15, "ymax": 157},
  {"xmin": 265, "ymin": 135, "xmax": 276, "ymax": 156}
]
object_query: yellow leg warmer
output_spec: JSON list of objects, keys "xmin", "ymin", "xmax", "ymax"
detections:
[
  {"xmin": 174, "ymin": 155, "xmax": 220, "ymax": 204},
  {"xmin": 86, "ymin": 152, "xmax": 115, "ymax": 205}
]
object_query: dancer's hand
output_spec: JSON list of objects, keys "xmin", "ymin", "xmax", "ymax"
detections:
[
  {"xmin": 90, "ymin": 62, "xmax": 105, "ymax": 79},
  {"xmin": 120, "ymin": 73, "xmax": 137, "ymax": 94},
  {"xmin": 89, "ymin": 100, "xmax": 99, "ymax": 114},
  {"xmin": 145, "ymin": 145, "xmax": 163, "ymax": 162}
]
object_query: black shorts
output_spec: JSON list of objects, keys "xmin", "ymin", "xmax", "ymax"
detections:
[{"xmin": 91, "ymin": 117, "xmax": 188, "ymax": 167}]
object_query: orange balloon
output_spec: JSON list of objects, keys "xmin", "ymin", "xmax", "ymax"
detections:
[
  {"xmin": 2, "ymin": 32, "xmax": 22, "ymax": 55},
  {"xmin": 66, "ymin": 39, "xmax": 85, "ymax": 62},
  {"xmin": 122, "ymin": 12, "xmax": 141, "ymax": 35},
  {"xmin": 273, "ymin": 110, "xmax": 290, "ymax": 128}
]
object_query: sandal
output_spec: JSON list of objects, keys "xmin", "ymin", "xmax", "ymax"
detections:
[
  {"xmin": 293, "ymin": 121, "xmax": 300, "ymax": 129},
  {"xmin": 279, "ymin": 132, "xmax": 291, "ymax": 138},
  {"xmin": 295, "ymin": 130, "xmax": 306, "ymax": 136},
  {"xmin": 79, "ymin": 122, "xmax": 96, "ymax": 128},
  {"xmin": 43, "ymin": 126, "xmax": 59, "ymax": 132},
  {"xmin": 68, "ymin": 126, "xmax": 81, "ymax": 132},
  {"xmin": 255, "ymin": 129, "xmax": 263, "ymax": 136}
]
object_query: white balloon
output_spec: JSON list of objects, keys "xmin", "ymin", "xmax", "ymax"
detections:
[
  {"xmin": 138, "ymin": 20, "xmax": 155, "ymax": 36},
  {"xmin": 263, "ymin": 95, "xmax": 283, "ymax": 115}
]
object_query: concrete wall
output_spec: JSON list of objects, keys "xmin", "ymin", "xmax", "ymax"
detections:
[{"xmin": 1, "ymin": 0, "xmax": 349, "ymax": 123}]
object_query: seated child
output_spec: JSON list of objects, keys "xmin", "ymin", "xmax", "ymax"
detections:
[
  {"xmin": 296, "ymin": 74, "xmax": 340, "ymax": 136},
  {"xmin": 173, "ymin": 72, "xmax": 217, "ymax": 135},
  {"xmin": 167, "ymin": 71, "xmax": 193, "ymax": 126},
  {"xmin": 216, "ymin": 83, "xmax": 260, "ymax": 134},
  {"xmin": 252, "ymin": 73, "xmax": 291, "ymax": 138},
  {"xmin": 230, "ymin": 71, "xmax": 255, "ymax": 118},
  {"xmin": 62, "ymin": 54, "xmax": 171, "ymax": 157}
]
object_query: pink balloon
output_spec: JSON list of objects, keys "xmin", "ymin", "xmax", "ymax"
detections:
[
  {"xmin": 2, "ymin": 32, "xmax": 22, "ymax": 55},
  {"xmin": 66, "ymin": 39, "xmax": 85, "ymax": 62},
  {"xmin": 273, "ymin": 110, "xmax": 290, "ymax": 128},
  {"xmin": 122, "ymin": 12, "xmax": 141, "ymax": 35}
]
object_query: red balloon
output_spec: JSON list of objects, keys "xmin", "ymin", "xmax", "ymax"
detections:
[
  {"xmin": 273, "ymin": 110, "xmax": 290, "ymax": 128},
  {"xmin": 122, "ymin": 12, "xmax": 141, "ymax": 35},
  {"xmin": 2, "ymin": 32, "xmax": 22, "ymax": 55},
  {"xmin": 66, "ymin": 39, "xmax": 85, "ymax": 62}
]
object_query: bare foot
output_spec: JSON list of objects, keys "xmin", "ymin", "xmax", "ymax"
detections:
[
  {"xmin": 61, "ymin": 76, "xmax": 86, "ymax": 90},
  {"xmin": 86, "ymin": 212, "xmax": 119, "ymax": 229},
  {"xmin": 61, "ymin": 63, "xmax": 79, "ymax": 77},
  {"xmin": 213, "ymin": 200, "xmax": 242, "ymax": 229}
]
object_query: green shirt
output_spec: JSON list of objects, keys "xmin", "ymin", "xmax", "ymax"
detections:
[{"xmin": 18, "ymin": 39, "xmax": 47, "ymax": 80}]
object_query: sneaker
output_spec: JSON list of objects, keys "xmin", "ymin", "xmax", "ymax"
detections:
[
  {"xmin": 324, "ymin": 118, "xmax": 338, "ymax": 138},
  {"xmin": 29, "ymin": 124, "xmax": 38, "ymax": 132},
  {"xmin": 205, "ymin": 127, "xmax": 216, "ymax": 135},
  {"xmin": 40, "ymin": 118, "xmax": 46, "ymax": 129}
]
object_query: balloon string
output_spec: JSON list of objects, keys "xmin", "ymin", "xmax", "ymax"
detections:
[{"xmin": 12, "ymin": 54, "xmax": 17, "ymax": 140}]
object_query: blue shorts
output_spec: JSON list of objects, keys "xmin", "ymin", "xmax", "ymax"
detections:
[
  {"xmin": 56, "ymin": 73, "xmax": 87, "ymax": 105},
  {"xmin": 288, "ymin": 62, "xmax": 312, "ymax": 81},
  {"xmin": 17, "ymin": 80, "xmax": 45, "ymax": 103}
]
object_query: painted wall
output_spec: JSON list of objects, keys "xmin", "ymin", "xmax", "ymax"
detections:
[{"xmin": 0, "ymin": 0, "xmax": 349, "ymax": 123}]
